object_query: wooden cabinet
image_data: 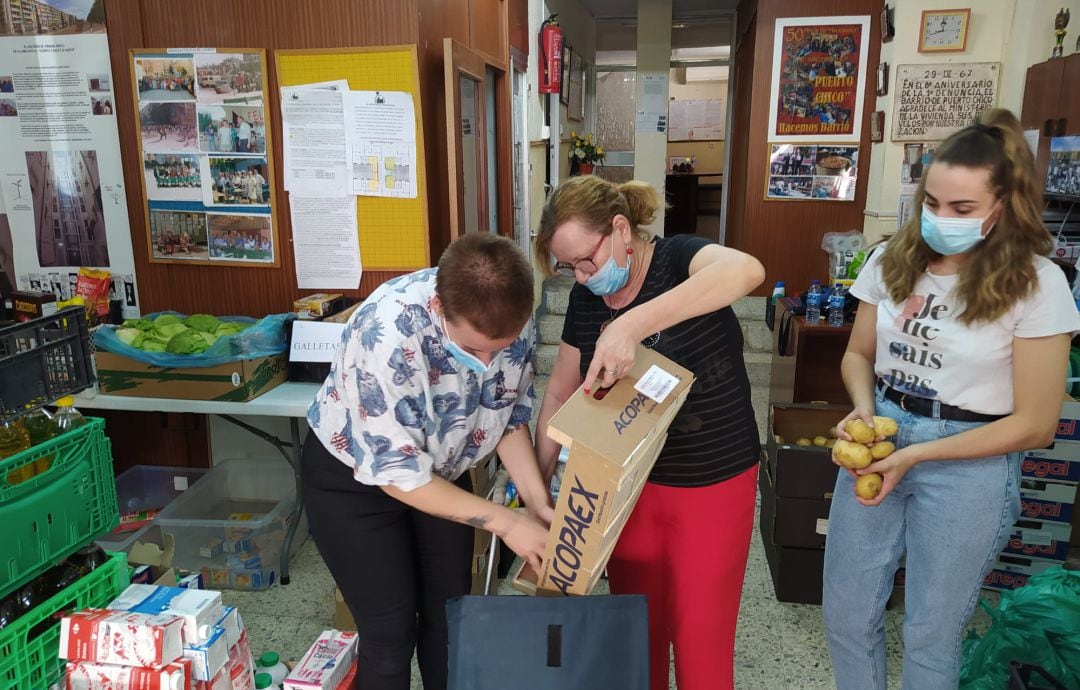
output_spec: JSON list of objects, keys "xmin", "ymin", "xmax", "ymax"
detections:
[
  {"xmin": 1021, "ymin": 55, "xmax": 1080, "ymax": 183},
  {"xmin": 770, "ymin": 300, "xmax": 852, "ymax": 406}
]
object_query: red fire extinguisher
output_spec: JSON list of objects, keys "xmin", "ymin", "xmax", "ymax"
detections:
[{"xmin": 539, "ymin": 14, "xmax": 563, "ymax": 95}]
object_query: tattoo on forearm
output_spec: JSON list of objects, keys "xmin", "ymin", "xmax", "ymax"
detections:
[{"xmin": 466, "ymin": 515, "xmax": 491, "ymax": 529}]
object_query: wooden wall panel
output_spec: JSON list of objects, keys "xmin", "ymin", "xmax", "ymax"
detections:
[
  {"xmin": 103, "ymin": 0, "xmax": 429, "ymax": 316},
  {"xmin": 726, "ymin": 1, "xmax": 758, "ymax": 253},
  {"xmin": 728, "ymin": 0, "xmax": 881, "ymax": 296},
  {"xmin": 508, "ymin": 0, "xmax": 529, "ymax": 56},
  {"xmin": 470, "ymin": 0, "xmax": 508, "ymax": 67}
]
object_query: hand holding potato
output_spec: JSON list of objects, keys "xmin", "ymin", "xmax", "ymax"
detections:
[{"xmin": 833, "ymin": 439, "xmax": 873, "ymax": 469}]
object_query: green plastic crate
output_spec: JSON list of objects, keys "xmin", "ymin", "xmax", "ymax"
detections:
[
  {"xmin": 0, "ymin": 551, "xmax": 127, "ymax": 690},
  {"xmin": 0, "ymin": 418, "xmax": 119, "ymax": 600}
]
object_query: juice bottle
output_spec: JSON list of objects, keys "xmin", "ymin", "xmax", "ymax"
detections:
[
  {"xmin": 0, "ymin": 419, "xmax": 31, "ymax": 485},
  {"xmin": 22, "ymin": 407, "xmax": 57, "ymax": 478}
]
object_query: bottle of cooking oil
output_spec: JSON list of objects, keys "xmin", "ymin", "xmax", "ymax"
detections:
[
  {"xmin": 0, "ymin": 419, "xmax": 31, "ymax": 485},
  {"xmin": 53, "ymin": 397, "xmax": 87, "ymax": 433},
  {"xmin": 22, "ymin": 407, "xmax": 57, "ymax": 478}
]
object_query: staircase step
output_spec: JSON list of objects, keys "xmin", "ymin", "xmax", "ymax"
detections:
[
  {"xmin": 731, "ymin": 296, "xmax": 766, "ymax": 322},
  {"xmin": 543, "ymin": 277, "xmax": 575, "ymax": 316},
  {"xmin": 741, "ymin": 320, "xmax": 773, "ymax": 354},
  {"xmin": 744, "ymin": 351, "xmax": 772, "ymax": 388},
  {"xmin": 538, "ymin": 314, "xmax": 563, "ymax": 346},
  {"xmin": 529, "ymin": 374, "xmax": 549, "ymax": 429},
  {"xmin": 536, "ymin": 343, "xmax": 559, "ymax": 376}
]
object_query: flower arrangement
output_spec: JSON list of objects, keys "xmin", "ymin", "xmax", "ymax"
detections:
[{"xmin": 568, "ymin": 131, "xmax": 605, "ymax": 165}]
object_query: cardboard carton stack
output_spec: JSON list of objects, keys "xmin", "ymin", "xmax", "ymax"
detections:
[
  {"xmin": 469, "ymin": 451, "xmax": 500, "ymax": 594},
  {"xmin": 58, "ymin": 584, "xmax": 257, "ymax": 689},
  {"xmin": 513, "ymin": 347, "xmax": 694, "ymax": 596},
  {"xmin": 760, "ymin": 403, "xmax": 848, "ymax": 604}
]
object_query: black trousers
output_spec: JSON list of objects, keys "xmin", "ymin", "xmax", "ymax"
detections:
[{"xmin": 301, "ymin": 438, "xmax": 474, "ymax": 690}]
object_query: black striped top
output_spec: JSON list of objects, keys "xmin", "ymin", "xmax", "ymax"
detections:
[{"xmin": 561, "ymin": 235, "xmax": 760, "ymax": 487}]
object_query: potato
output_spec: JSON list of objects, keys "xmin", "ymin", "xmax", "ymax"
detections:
[
  {"xmin": 870, "ymin": 441, "xmax": 895, "ymax": 460},
  {"xmin": 813, "ymin": 436, "xmax": 828, "ymax": 447},
  {"xmin": 825, "ymin": 439, "xmax": 837, "ymax": 449},
  {"xmin": 796, "ymin": 438, "xmax": 812, "ymax": 447},
  {"xmin": 855, "ymin": 473, "xmax": 884, "ymax": 500},
  {"xmin": 828, "ymin": 426, "xmax": 838, "ymax": 438},
  {"xmin": 846, "ymin": 419, "xmax": 876, "ymax": 444},
  {"xmin": 833, "ymin": 440, "xmax": 873, "ymax": 469},
  {"xmin": 872, "ymin": 416, "xmax": 899, "ymax": 437}
]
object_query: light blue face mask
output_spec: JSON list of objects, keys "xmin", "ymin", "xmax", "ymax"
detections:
[
  {"xmin": 584, "ymin": 236, "xmax": 631, "ymax": 296},
  {"xmin": 920, "ymin": 203, "xmax": 998, "ymax": 256},
  {"xmin": 442, "ymin": 316, "xmax": 494, "ymax": 374}
]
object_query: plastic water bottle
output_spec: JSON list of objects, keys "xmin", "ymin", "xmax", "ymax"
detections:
[
  {"xmin": 828, "ymin": 284, "xmax": 846, "ymax": 327},
  {"xmin": 770, "ymin": 281, "xmax": 786, "ymax": 304},
  {"xmin": 256, "ymin": 651, "xmax": 288, "ymax": 688},
  {"xmin": 53, "ymin": 396, "xmax": 87, "ymax": 434},
  {"xmin": 805, "ymin": 280, "xmax": 822, "ymax": 324}
]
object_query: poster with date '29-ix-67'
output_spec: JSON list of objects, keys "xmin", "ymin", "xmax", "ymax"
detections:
[{"xmin": 0, "ymin": 2, "xmax": 140, "ymax": 315}]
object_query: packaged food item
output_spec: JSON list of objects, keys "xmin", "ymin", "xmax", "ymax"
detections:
[
  {"xmin": 227, "ymin": 637, "xmax": 257, "ymax": 690},
  {"xmin": 293, "ymin": 293, "xmax": 344, "ymax": 320},
  {"xmin": 58, "ymin": 609, "xmax": 185, "ymax": 668},
  {"xmin": 182, "ymin": 626, "xmax": 229, "ymax": 681},
  {"xmin": 194, "ymin": 665, "xmax": 232, "ymax": 690},
  {"xmin": 216, "ymin": 606, "xmax": 243, "ymax": 650},
  {"xmin": 199, "ymin": 540, "xmax": 224, "ymax": 559},
  {"xmin": 108, "ymin": 584, "xmax": 224, "ymax": 643},
  {"xmin": 283, "ymin": 630, "xmax": 358, "ymax": 690},
  {"xmin": 11, "ymin": 290, "xmax": 58, "ymax": 321},
  {"xmin": 223, "ymin": 535, "xmax": 253, "ymax": 553},
  {"xmin": 65, "ymin": 660, "xmax": 186, "ymax": 690},
  {"xmin": 332, "ymin": 661, "xmax": 357, "ymax": 690},
  {"xmin": 76, "ymin": 267, "xmax": 112, "ymax": 322},
  {"xmin": 178, "ymin": 572, "xmax": 204, "ymax": 590}
]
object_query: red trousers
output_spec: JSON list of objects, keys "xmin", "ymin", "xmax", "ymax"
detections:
[{"xmin": 607, "ymin": 465, "xmax": 757, "ymax": 690}]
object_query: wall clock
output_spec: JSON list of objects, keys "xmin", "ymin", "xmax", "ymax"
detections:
[{"xmin": 918, "ymin": 8, "xmax": 970, "ymax": 53}]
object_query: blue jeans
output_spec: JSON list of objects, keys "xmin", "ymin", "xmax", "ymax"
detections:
[{"xmin": 823, "ymin": 391, "xmax": 1020, "ymax": 690}]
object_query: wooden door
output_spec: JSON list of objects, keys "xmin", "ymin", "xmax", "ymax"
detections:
[
  {"xmin": 1060, "ymin": 54, "xmax": 1080, "ymax": 136},
  {"xmin": 445, "ymin": 38, "xmax": 491, "ymax": 237}
]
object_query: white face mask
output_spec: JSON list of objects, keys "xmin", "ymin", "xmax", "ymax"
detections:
[{"xmin": 919, "ymin": 202, "xmax": 999, "ymax": 255}]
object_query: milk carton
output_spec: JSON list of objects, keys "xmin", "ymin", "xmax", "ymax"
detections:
[
  {"xmin": 108, "ymin": 584, "xmax": 223, "ymax": 644},
  {"xmin": 283, "ymin": 630, "xmax": 358, "ymax": 690},
  {"xmin": 59, "ymin": 609, "xmax": 185, "ymax": 668}
]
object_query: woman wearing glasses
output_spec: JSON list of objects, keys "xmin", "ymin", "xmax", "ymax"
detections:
[{"xmin": 534, "ymin": 176, "xmax": 766, "ymax": 690}]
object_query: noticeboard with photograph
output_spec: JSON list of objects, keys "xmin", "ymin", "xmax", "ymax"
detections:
[{"xmin": 766, "ymin": 143, "xmax": 858, "ymax": 201}]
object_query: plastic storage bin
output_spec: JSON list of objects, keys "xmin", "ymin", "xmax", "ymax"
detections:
[
  {"xmin": 0, "ymin": 551, "xmax": 127, "ymax": 689},
  {"xmin": 95, "ymin": 465, "xmax": 209, "ymax": 553},
  {"xmin": 0, "ymin": 417, "xmax": 118, "ymax": 600},
  {"xmin": 155, "ymin": 457, "xmax": 307, "ymax": 590}
]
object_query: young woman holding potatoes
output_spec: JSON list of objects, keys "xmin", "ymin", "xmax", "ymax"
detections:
[{"xmin": 824, "ymin": 108, "xmax": 1080, "ymax": 690}]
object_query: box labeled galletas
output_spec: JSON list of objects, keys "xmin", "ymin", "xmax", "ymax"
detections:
[
  {"xmin": 514, "ymin": 347, "xmax": 694, "ymax": 596},
  {"xmin": 1003, "ymin": 520, "xmax": 1072, "ymax": 562},
  {"xmin": 59, "ymin": 609, "xmax": 185, "ymax": 668},
  {"xmin": 108, "ymin": 584, "xmax": 223, "ymax": 644}
]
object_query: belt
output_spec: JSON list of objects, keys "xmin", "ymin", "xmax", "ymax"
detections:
[{"xmin": 876, "ymin": 382, "xmax": 1006, "ymax": 423}]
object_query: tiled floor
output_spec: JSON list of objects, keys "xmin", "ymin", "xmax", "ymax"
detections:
[{"xmin": 223, "ymin": 504, "xmax": 996, "ymax": 689}]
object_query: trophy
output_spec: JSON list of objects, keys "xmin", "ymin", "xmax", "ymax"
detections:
[{"xmin": 1053, "ymin": 8, "xmax": 1070, "ymax": 59}]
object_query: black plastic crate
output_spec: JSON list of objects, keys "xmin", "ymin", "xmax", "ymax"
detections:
[{"xmin": 0, "ymin": 307, "xmax": 94, "ymax": 423}]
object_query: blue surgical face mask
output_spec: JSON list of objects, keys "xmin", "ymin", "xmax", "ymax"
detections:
[
  {"xmin": 920, "ymin": 203, "xmax": 998, "ymax": 256},
  {"xmin": 584, "ymin": 236, "xmax": 631, "ymax": 296},
  {"xmin": 442, "ymin": 316, "xmax": 494, "ymax": 374}
]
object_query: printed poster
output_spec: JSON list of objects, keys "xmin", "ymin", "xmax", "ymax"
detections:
[
  {"xmin": 768, "ymin": 16, "xmax": 870, "ymax": 143},
  {"xmin": 0, "ymin": 0, "xmax": 139, "ymax": 314},
  {"xmin": 766, "ymin": 144, "xmax": 858, "ymax": 201}
]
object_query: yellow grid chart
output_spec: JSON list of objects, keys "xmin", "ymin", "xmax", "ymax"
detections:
[{"xmin": 276, "ymin": 49, "xmax": 429, "ymax": 270}]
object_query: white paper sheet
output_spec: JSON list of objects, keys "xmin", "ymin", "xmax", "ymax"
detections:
[
  {"xmin": 290, "ymin": 196, "xmax": 362, "ymax": 289},
  {"xmin": 635, "ymin": 73, "xmax": 669, "ymax": 134},
  {"xmin": 1024, "ymin": 129, "xmax": 1039, "ymax": 156},
  {"xmin": 343, "ymin": 90, "xmax": 418, "ymax": 198},
  {"xmin": 279, "ymin": 85, "xmax": 349, "ymax": 197}
]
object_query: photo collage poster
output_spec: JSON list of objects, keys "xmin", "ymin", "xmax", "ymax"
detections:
[
  {"xmin": 766, "ymin": 144, "xmax": 858, "ymax": 201},
  {"xmin": 0, "ymin": 0, "xmax": 140, "ymax": 315},
  {"xmin": 134, "ymin": 49, "xmax": 277, "ymax": 266},
  {"xmin": 1047, "ymin": 137, "xmax": 1080, "ymax": 199}
]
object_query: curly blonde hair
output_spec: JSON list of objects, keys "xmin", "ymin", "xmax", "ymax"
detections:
[{"xmin": 880, "ymin": 108, "xmax": 1053, "ymax": 325}]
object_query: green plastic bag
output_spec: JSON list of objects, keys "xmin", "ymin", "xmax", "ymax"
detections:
[{"xmin": 960, "ymin": 567, "xmax": 1080, "ymax": 690}]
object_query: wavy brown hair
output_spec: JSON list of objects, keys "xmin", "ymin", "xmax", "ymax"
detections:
[
  {"xmin": 880, "ymin": 108, "xmax": 1052, "ymax": 325},
  {"xmin": 535, "ymin": 176, "xmax": 663, "ymax": 276}
]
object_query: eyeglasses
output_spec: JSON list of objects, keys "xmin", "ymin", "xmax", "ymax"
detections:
[{"xmin": 553, "ymin": 234, "xmax": 607, "ymax": 278}]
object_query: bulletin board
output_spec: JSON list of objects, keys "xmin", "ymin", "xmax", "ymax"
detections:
[
  {"xmin": 129, "ymin": 48, "xmax": 281, "ymax": 269},
  {"xmin": 275, "ymin": 46, "xmax": 431, "ymax": 271}
]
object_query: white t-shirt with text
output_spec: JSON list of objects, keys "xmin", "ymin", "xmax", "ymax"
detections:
[{"xmin": 851, "ymin": 249, "xmax": 1079, "ymax": 415}]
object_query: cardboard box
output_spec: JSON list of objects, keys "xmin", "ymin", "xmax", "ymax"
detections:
[
  {"xmin": 333, "ymin": 587, "xmax": 356, "ymax": 631},
  {"xmin": 470, "ymin": 546, "xmax": 500, "ymax": 595},
  {"xmin": 11, "ymin": 290, "xmax": 57, "ymax": 322},
  {"xmin": 759, "ymin": 457, "xmax": 831, "ymax": 550},
  {"xmin": 96, "ymin": 351, "xmax": 287, "ymax": 401},
  {"xmin": 1055, "ymin": 397, "xmax": 1080, "ymax": 443},
  {"xmin": 513, "ymin": 347, "xmax": 694, "ymax": 596},
  {"xmin": 468, "ymin": 451, "xmax": 499, "ymax": 500},
  {"xmin": 1021, "ymin": 443, "xmax": 1080, "ymax": 484},
  {"xmin": 767, "ymin": 403, "xmax": 847, "ymax": 500},
  {"xmin": 982, "ymin": 554, "xmax": 1061, "ymax": 592},
  {"xmin": 760, "ymin": 523, "xmax": 825, "ymax": 605},
  {"xmin": 1018, "ymin": 479, "xmax": 1077, "ymax": 528},
  {"xmin": 1003, "ymin": 520, "xmax": 1072, "ymax": 562},
  {"xmin": 322, "ymin": 302, "xmax": 360, "ymax": 324},
  {"xmin": 293, "ymin": 293, "xmax": 345, "ymax": 320}
]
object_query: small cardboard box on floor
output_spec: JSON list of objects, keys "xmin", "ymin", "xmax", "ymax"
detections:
[
  {"xmin": 96, "ymin": 351, "xmax": 287, "ymax": 401},
  {"xmin": 513, "ymin": 347, "xmax": 694, "ymax": 596}
]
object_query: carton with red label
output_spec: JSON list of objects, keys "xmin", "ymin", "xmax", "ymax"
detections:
[
  {"xmin": 1003, "ymin": 520, "xmax": 1072, "ymax": 562},
  {"xmin": 227, "ymin": 638, "xmax": 256, "ymax": 690},
  {"xmin": 65, "ymin": 659, "xmax": 190, "ymax": 690},
  {"xmin": 59, "ymin": 609, "xmax": 186, "ymax": 669},
  {"xmin": 1021, "ymin": 444, "xmax": 1080, "ymax": 484},
  {"xmin": 193, "ymin": 666, "xmax": 231, "ymax": 690},
  {"xmin": 982, "ymin": 555, "xmax": 1061, "ymax": 592},
  {"xmin": 1018, "ymin": 479, "xmax": 1077, "ymax": 526},
  {"xmin": 108, "ymin": 584, "xmax": 224, "ymax": 644},
  {"xmin": 283, "ymin": 630, "xmax": 358, "ymax": 690}
]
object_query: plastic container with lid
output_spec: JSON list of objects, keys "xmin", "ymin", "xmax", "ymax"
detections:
[
  {"xmin": 254, "ymin": 672, "xmax": 275, "ymax": 689},
  {"xmin": 256, "ymin": 651, "xmax": 288, "ymax": 687}
]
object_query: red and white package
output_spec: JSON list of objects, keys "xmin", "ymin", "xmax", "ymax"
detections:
[
  {"xmin": 59, "ymin": 609, "xmax": 185, "ymax": 668},
  {"xmin": 194, "ymin": 666, "xmax": 232, "ymax": 690},
  {"xmin": 283, "ymin": 630, "xmax": 358, "ymax": 690},
  {"xmin": 227, "ymin": 640, "xmax": 255, "ymax": 690},
  {"xmin": 332, "ymin": 661, "xmax": 356, "ymax": 690},
  {"xmin": 65, "ymin": 661, "xmax": 186, "ymax": 690}
]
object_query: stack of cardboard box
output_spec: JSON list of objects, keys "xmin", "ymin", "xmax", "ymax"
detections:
[
  {"xmin": 760, "ymin": 403, "xmax": 847, "ymax": 604},
  {"xmin": 469, "ymin": 452, "xmax": 500, "ymax": 594}
]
